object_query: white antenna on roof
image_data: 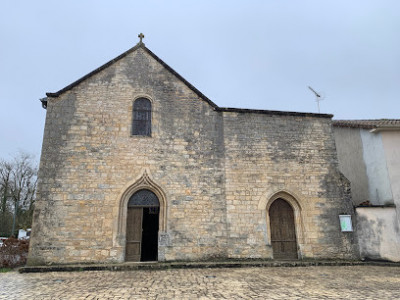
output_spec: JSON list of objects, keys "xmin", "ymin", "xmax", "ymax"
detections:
[{"xmin": 308, "ymin": 86, "xmax": 325, "ymax": 113}]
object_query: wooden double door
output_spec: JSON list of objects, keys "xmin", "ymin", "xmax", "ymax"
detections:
[
  {"xmin": 269, "ymin": 199, "xmax": 298, "ymax": 260},
  {"xmin": 126, "ymin": 206, "xmax": 159, "ymax": 262}
]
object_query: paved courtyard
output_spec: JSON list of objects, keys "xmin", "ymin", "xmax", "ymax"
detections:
[{"xmin": 1, "ymin": 265, "xmax": 399, "ymax": 299}]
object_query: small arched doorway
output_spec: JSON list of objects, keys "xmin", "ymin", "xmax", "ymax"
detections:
[
  {"xmin": 126, "ymin": 189, "xmax": 159, "ymax": 262},
  {"xmin": 269, "ymin": 198, "xmax": 298, "ymax": 259}
]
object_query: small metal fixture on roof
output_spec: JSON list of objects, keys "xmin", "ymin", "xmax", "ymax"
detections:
[
  {"xmin": 138, "ymin": 33, "xmax": 145, "ymax": 44},
  {"xmin": 308, "ymin": 86, "xmax": 324, "ymax": 113}
]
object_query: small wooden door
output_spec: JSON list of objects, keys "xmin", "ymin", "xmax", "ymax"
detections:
[
  {"xmin": 269, "ymin": 199, "xmax": 298, "ymax": 260},
  {"xmin": 126, "ymin": 207, "xmax": 143, "ymax": 262}
]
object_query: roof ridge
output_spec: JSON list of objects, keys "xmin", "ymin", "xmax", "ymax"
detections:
[
  {"xmin": 45, "ymin": 42, "xmax": 219, "ymax": 108},
  {"xmin": 43, "ymin": 41, "xmax": 335, "ymax": 119}
]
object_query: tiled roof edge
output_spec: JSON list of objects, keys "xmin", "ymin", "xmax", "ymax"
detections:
[
  {"xmin": 333, "ymin": 119, "xmax": 400, "ymax": 129},
  {"xmin": 333, "ymin": 122, "xmax": 376, "ymax": 129}
]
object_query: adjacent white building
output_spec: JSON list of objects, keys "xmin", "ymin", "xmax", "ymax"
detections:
[{"xmin": 333, "ymin": 119, "xmax": 400, "ymax": 262}]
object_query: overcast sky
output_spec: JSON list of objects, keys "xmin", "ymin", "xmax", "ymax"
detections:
[{"xmin": 1, "ymin": 1, "xmax": 399, "ymax": 162}]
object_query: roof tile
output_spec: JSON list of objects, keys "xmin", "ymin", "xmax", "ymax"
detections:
[{"xmin": 333, "ymin": 119, "xmax": 400, "ymax": 129}]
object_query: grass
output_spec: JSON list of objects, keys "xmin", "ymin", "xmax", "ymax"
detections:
[{"xmin": 0, "ymin": 268, "xmax": 12, "ymax": 273}]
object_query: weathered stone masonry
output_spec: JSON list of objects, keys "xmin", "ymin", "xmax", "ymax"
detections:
[{"xmin": 28, "ymin": 42, "xmax": 358, "ymax": 265}]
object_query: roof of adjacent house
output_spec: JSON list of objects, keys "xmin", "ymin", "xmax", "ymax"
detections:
[
  {"xmin": 43, "ymin": 41, "xmax": 333, "ymax": 118},
  {"xmin": 333, "ymin": 119, "xmax": 400, "ymax": 130}
]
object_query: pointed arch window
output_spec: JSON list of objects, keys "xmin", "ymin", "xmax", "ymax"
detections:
[{"xmin": 132, "ymin": 98, "xmax": 152, "ymax": 136}]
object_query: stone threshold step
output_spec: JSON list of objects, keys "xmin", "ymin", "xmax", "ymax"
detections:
[{"xmin": 18, "ymin": 260, "xmax": 400, "ymax": 273}]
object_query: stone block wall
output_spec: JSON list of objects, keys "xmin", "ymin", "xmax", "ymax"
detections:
[
  {"xmin": 222, "ymin": 111, "xmax": 357, "ymax": 259},
  {"xmin": 29, "ymin": 48, "xmax": 227, "ymax": 264},
  {"xmin": 28, "ymin": 45, "xmax": 357, "ymax": 265}
]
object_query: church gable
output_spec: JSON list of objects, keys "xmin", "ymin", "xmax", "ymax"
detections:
[
  {"xmin": 44, "ymin": 42, "xmax": 217, "ymax": 110},
  {"xmin": 40, "ymin": 41, "xmax": 223, "ymax": 155}
]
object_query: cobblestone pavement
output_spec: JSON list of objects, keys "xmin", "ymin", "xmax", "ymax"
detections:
[{"xmin": 1, "ymin": 266, "xmax": 399, "ymax": 299}]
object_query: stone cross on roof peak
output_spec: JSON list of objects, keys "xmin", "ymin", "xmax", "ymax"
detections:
[{"xmin": 138, "ymin": 33, "xmax": 145, "ymax": 44}]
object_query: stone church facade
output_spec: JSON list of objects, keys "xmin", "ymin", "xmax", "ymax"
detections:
[{"xmin": 28, "ymin": 39, "xmax": 358, "ymax": 265}]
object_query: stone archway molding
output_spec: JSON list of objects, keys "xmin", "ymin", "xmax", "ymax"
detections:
[
  {"xmin": 258, "ymin": 188, "xmax": 303, "ymax": 211},
  {"xmin": 258, "ymin": 189, "xmax": 305, "ymax": 256},
  {"xmin": 114, "ymin": 169, "xmax": 167, "ymax": 248}
]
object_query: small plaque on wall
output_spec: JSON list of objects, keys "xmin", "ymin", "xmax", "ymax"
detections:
[{"xmin": 339, "ymin": 215, "xmax": 353, "ymax": 232}]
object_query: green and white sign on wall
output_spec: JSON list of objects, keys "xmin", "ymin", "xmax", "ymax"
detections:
[{"xmin": 339, "ymin": 215, "xmax": 353, "ymax": 232}]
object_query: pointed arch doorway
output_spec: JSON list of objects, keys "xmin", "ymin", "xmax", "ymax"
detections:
[
  {"xmin": 269, "ymin": 198, "xmax": 298, "ymax": 259},
  {"xmin": 126, "ymin": 189, "xmax": 159, "ymax": 262}
]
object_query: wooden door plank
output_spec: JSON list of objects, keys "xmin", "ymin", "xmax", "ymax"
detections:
[
  {"xmin": 126, "ymin": 207, "xmax": 143, "ymax": 262},
  {"xmin": 269, "ymin": 199, "xmax": 298, "ymax": 259}
]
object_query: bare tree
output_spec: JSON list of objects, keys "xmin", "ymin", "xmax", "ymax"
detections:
[
  {"xmin": 0, "ymin": 153, "xmax": 37, "ymax": 237},
  {"xmin": 0, "ymin": 160, "xmax": 13, "ymax": 235}
]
